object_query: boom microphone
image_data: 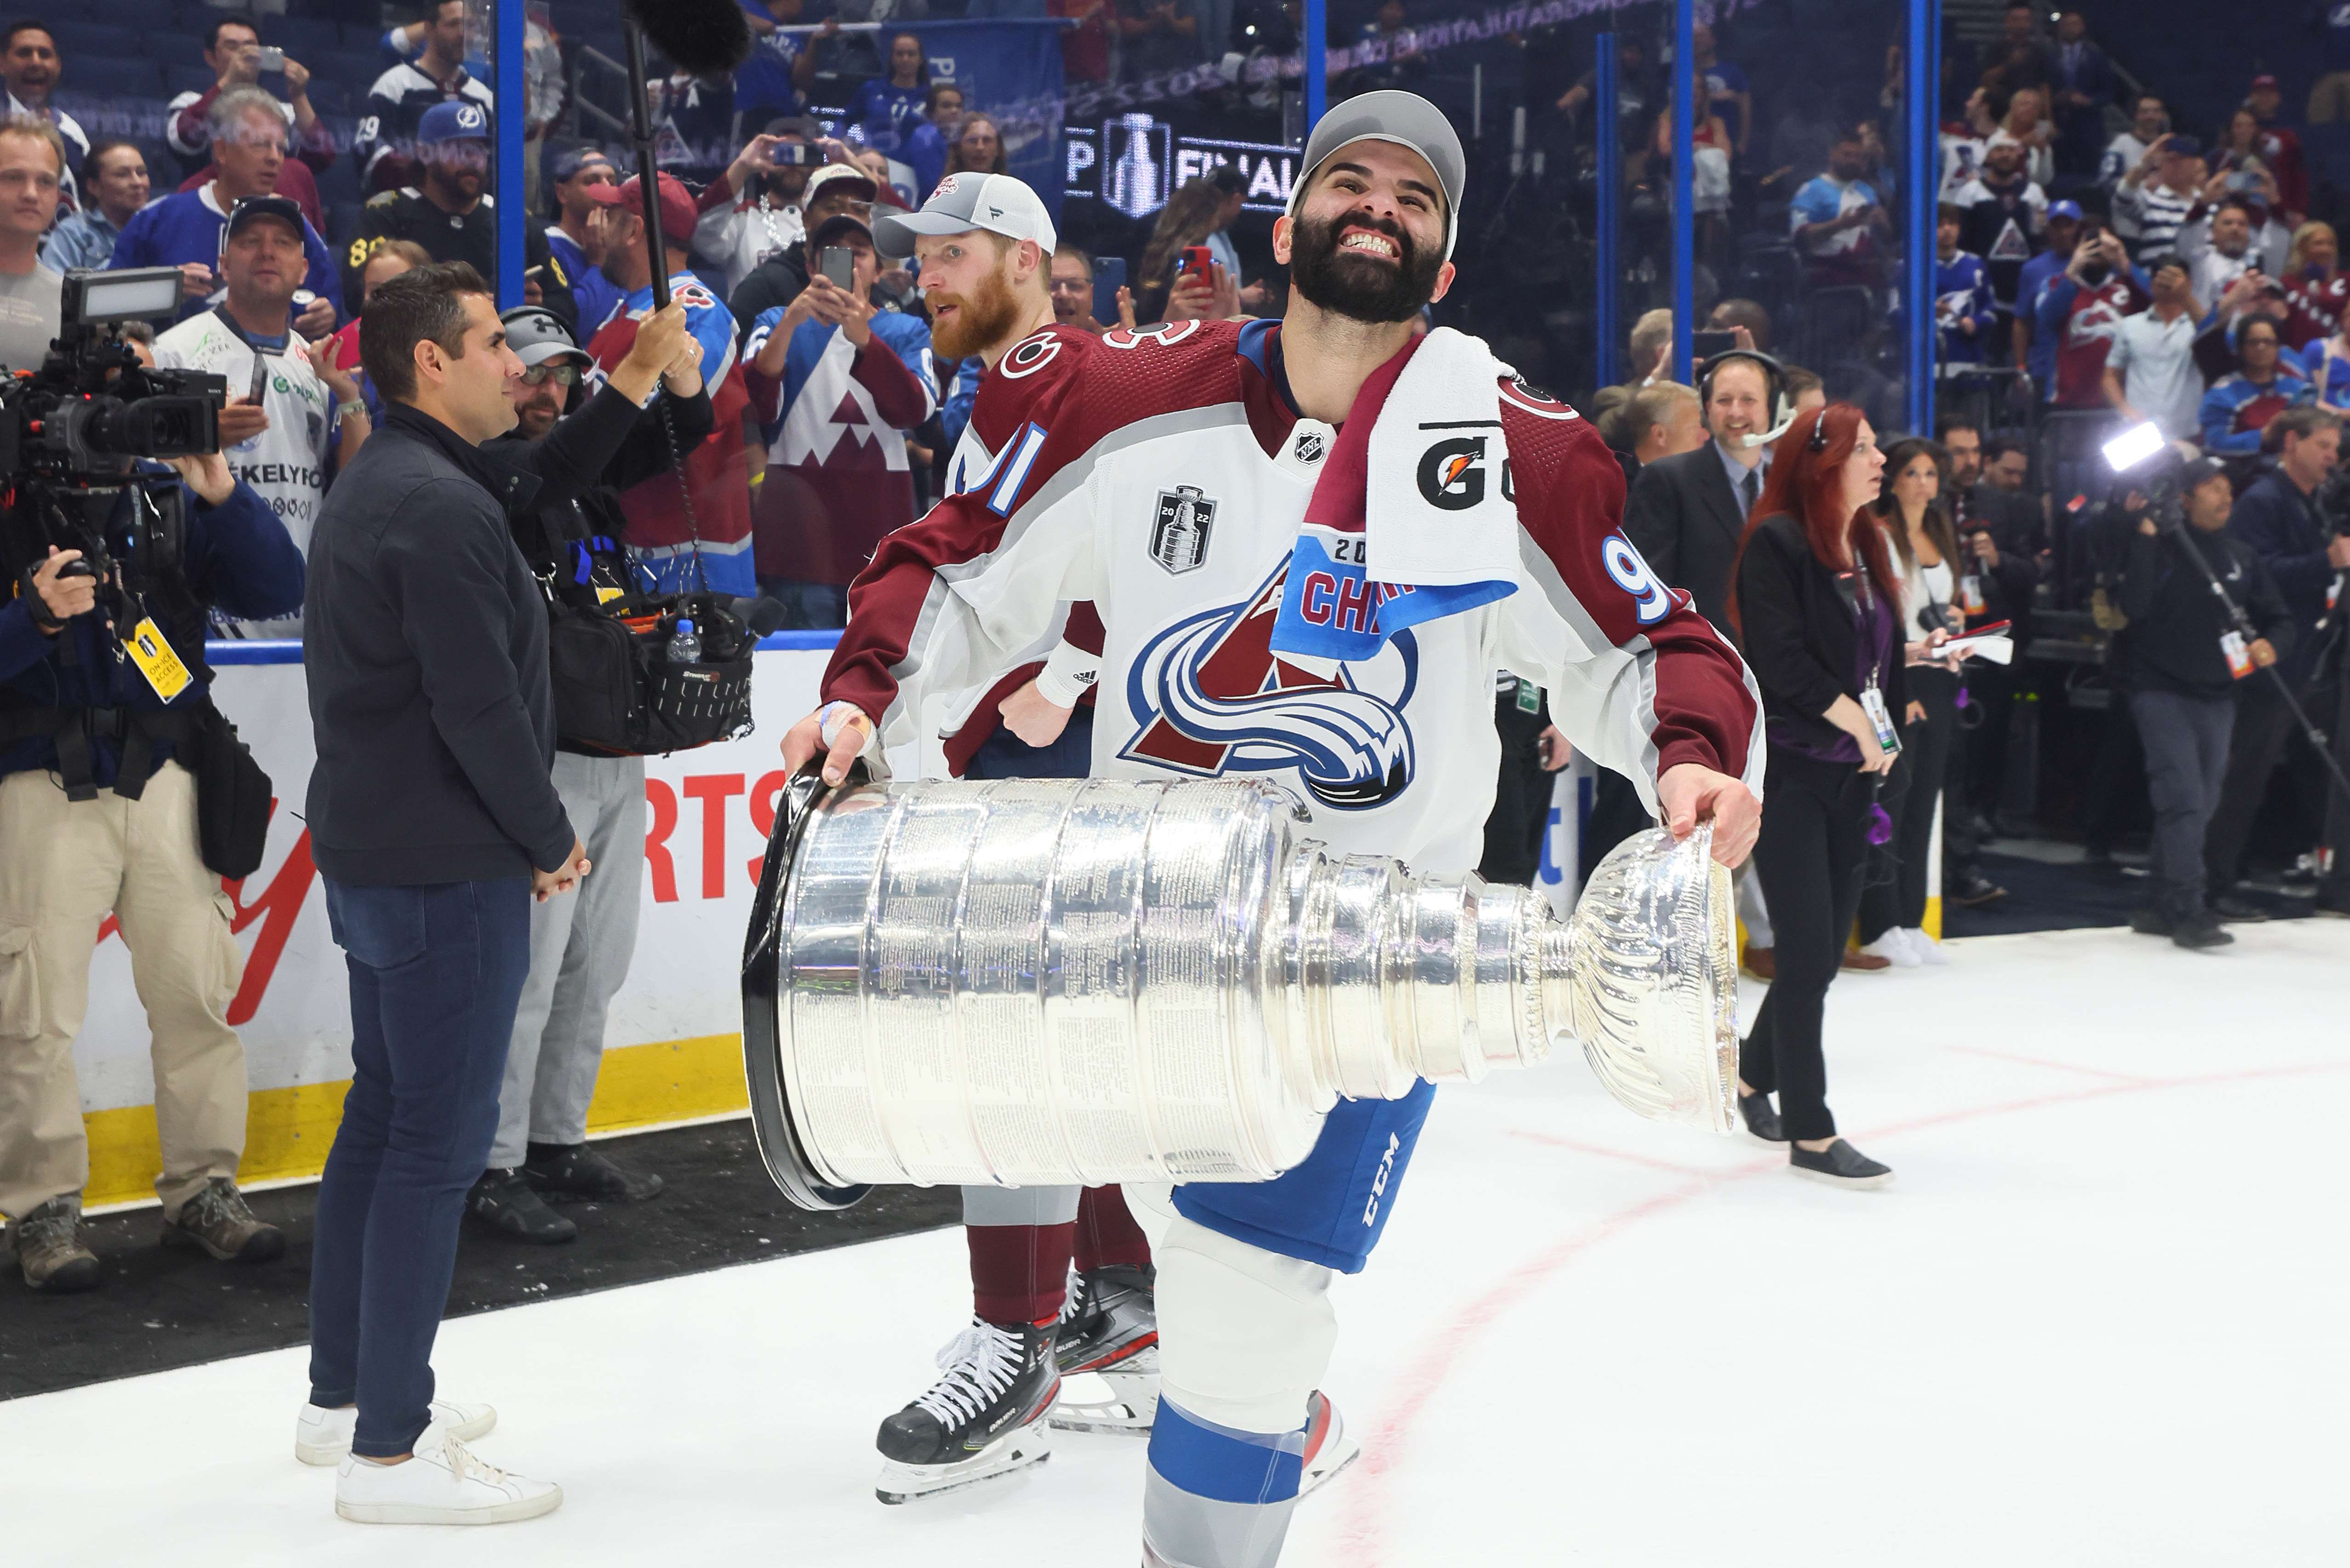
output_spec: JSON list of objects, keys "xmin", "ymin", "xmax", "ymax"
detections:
[{"xmin": 621, "ymin": 0, "xmax": 753, "ymax": 77}]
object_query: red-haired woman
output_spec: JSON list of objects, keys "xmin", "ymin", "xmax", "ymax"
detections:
[{"xmin": 1727, "ymin": 402, "xmax": 1902, "ymax": 1189}]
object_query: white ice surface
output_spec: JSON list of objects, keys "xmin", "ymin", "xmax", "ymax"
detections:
[{"xmin": 5, "ymin": 923, "xmax": 2347, "ymax": 1567}]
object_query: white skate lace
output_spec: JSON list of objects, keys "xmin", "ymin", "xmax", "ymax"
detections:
[
  {"xmin": 915, "ymin": 1317, "xmax": 1023, "ymax": 1426},
  {"xmin": 1055, "ymin": 1267, "xmax": 1086, "ymax": 1327}
]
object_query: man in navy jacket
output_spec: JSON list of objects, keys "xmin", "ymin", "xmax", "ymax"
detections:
[
  {"xmin": 2204, "ymin": 407, "xmax": 2350, "ymax": 913},
  {"xmin": 0, "ymin": 449, "xmax": 303, "ymax": 1292}
]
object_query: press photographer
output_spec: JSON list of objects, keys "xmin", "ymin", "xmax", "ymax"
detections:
[
  {"xmin": 465, "ymin": 299, "xmax": 713, "ymax": 1243},
  {"xmin": 2115, "ymin": 455, "xmax": 2293, "ymax": 949},
  {"xmin": 2201, "ymin": 408, "xmax": 2350, "ymax": 915},
  {"xmin": 0, "ymin": 266, "xmax": 305, "ymax": 1293}
]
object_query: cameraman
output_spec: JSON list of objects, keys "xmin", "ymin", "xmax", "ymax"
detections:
[
  {"xmin": 2204, "ymin": 407, "xmax": 2350, "ymax": 913},
  {"xmin": 0, "ymin": 430, "xmax": 305, "ymax": 1292},
  {"xmin": 2118, "ymin": 458, "xmax": 2293, "ymax": 949},
  {"xmin": 462, "ymin": 300, "xmax": 710, "ymax": 1243}
]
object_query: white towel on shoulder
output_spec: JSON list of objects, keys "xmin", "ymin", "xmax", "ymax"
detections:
[{"xmin": 1362, "ymin": 327, "xmax": 1521, "ymax": 592}]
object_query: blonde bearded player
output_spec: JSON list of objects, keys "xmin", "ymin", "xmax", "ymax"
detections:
[{"xmin": 785, "ymin": 94, "xmax": 1765, "ymax": 1567}]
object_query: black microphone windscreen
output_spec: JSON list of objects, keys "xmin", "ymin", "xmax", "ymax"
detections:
[
  {"xmin": 623, "ymin": 0, "xmax": 753, "ymax": 77},
  {"xmin": 740, "ymin": 595, "xmax": 793, "ymax": 638}
]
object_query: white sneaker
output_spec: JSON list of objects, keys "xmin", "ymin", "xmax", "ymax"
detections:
[
  {"xmin": 297, "ymin": 1398, "xmax": 496, "ymax": 1465},
  {"xmin": 1859, "ymin": 930, "xmax": 1920, "ymax": 968},
  {"xmin": 333, "ymin": 1428, "xmax": 561, "ymax": 1526},
  {"xmin": 1903, "ymin": 927, "xmax": 1949, "ymax": 965}
]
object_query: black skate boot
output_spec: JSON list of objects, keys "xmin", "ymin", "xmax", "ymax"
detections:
[
  {"xmin": 1051, "ymin": 1264, "xmax": 1160, "ymax": 1434},
  {"xmin": 874, "ymin": 1317, "xmax": 1058, "ymax": 1503}
]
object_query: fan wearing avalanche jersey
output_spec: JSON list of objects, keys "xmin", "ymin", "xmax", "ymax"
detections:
[
  {"xmin": 580, "ymin": 172, "xmax": 758, "ymax": 597},
  {"xmin": 784, "ymin": 95, "xmax": 1764, "ymax": 1568}
]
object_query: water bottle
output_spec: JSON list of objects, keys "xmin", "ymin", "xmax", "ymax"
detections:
[{"xmin": 666, "ymin": 615, "xmax": 701, "ymax": 666}]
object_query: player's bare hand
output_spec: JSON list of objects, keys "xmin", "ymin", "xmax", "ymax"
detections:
[
  {"xmin": 1657, "ymin": 762, "xmax": 1760, "ymax": 867},
  {"xmin": 781, "ymin": 702, "xmax": 873, "ymax": 786},
  {"xmin": 30, "ymin": 547, "xmax": 97, "ymax": 625},
  {"xmin": 217, "ymin": 394, "xmax": 271, "ymax": 445},
  {"xmin": 1000, "ymin": 679, "xmax": 1074, "ymax": 747}
]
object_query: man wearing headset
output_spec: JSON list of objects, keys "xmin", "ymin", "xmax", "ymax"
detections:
[
  {"xmin": 459, "ymin": 300, "xmax": 713, "ymax": 1243},
  {"xmin": 1618, "ymin": 347, "xmax": 1793, "ymax": 974}
]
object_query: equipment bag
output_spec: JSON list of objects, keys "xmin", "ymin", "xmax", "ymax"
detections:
[{"xmin": 547, "ymin": 590, "xmax": 753, "ymax": 757}]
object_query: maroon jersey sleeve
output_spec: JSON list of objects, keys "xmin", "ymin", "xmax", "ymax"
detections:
[
  {"xmin": 1490, "ymin": 378, "xmax": 1764, "ymax": 797},
  {"xmin": 822, "ymin": 320, "xmax": 1246, "ymax": 741}
]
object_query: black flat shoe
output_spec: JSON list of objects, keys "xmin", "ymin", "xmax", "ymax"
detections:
[
  {"xmin": 2127, "ymin": 905, "xmax": 2172, "ymax": 937},
  {"xmin": 466, "ymin": 1169, "xmax": 579, "ymax": 1243},
  {"xmin": 1737, "ymin": 1091, "xmax": 1786, "ymax": 1143},
  {"xmin": 1789, "ymin": 1139, "xmax": 1894, "ymax": 1189},
  {"xmin": 524, "ymin": 1142, "xmax": 665, "ymax": 1203},
  {"xmin": 2208, "ymin": 894, "xmax": 2269, "ymax": 924}
]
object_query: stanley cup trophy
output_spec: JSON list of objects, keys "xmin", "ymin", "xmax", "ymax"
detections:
[{"xmin": 741, "ymin": 771, "xmax": 1739, "ymax": 1211}]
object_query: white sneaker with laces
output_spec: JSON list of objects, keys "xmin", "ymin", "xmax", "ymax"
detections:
[
  {"xmin": 1903, "ymin": 927, "xmax": 1949, "ymax": 965},
  {"xmin": 333, "ymin": 1428, "xmax": 561, "ymax": 1525},
  {"xmin": 1860, "ymin": 930, "xmax": 1919, "ymax": 967},
  {"xmin": 296, "ymin": 1398, "xmax": 496, "ymax": 1465}
]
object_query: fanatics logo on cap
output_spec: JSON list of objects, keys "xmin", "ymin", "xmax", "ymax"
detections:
[{"xmin": 1150, "ymin": 486, "xmax": 1215, "ymax": 574}]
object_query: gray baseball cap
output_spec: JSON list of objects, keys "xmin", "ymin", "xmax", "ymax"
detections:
[
  {"xmin": 499, "ymin": 305, "xmax": 586, "ymax": 369},
  {"xmin": 873, "ymin": 171, "xmax": 1057, "ymax": 260},
  {"xmin": 1286, "ymin": 90, "xmax": 1466, "ymax": 258}
]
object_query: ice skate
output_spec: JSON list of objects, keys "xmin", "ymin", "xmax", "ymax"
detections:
[
  {"xmin": 1297, "ymin": 1390, "xmax": 1360, "ymax": 1497},
  {"xmin": 874, "ymin": 1317, "xmax": 1059, "ymax": 1504},
  {"xmin": 1050, "ymin": 1264, "xmax": 1160, "ymax": 1434}
]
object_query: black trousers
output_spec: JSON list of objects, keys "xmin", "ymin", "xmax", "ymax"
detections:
[
  {"xmin": 1741, "ymin": 747, "xmax": 1873, "ymax": 1142},
  {"xmin": 1860, "ymin": 666, "xmax": 1958, "ymax": 941},
  {"xmin": 1479, "ymin": 693, "xmax": 1554, "ymax": 885},
  {"xmin": 2132, "ymin": 688, "xmax": 2234, "ymax": 916},
  {"xmin": 2203, "ymin": 673, "xmax": 2334, "ymax": 891}
]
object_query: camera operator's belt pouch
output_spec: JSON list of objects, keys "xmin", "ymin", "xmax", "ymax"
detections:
[{"xmin": 0, "ymin": 704, "xmax": 271, "ymax": 879}]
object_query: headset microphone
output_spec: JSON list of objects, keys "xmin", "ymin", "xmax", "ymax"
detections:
[{"xmin": 1695, "ymin": 347, "xmax": 1800, "ymax": 448}]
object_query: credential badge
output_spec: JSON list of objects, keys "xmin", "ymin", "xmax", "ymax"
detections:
[{"xmin": 1150, "ymin": 485, "xmax": 1215, "ymax": 574}]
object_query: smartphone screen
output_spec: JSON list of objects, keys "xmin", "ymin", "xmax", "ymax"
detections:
[
  {"xmin": 1092, "ymin": 257, "xmax": 1127, "ymax": 324},
  {"xmin": 1691, "ymin": 329, "xmax": 1737, "ymax": 360},
  {"xmin": 256, "ymin": 45, "xmax": 284, "ymax": 71},
  {"xmin": 821, "ymin": 247, "xmax": 853, "ymax": 291}
]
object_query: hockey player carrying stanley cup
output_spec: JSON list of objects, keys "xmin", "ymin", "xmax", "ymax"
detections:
[{"xmin": 781, "ymin": 92, "xmax": 1767, "ymax": 1568}]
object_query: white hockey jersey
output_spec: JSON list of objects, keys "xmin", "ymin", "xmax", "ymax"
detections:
[{"xmin": 830, "ymin": 318, "xmax": 1763, "ymax": 879}]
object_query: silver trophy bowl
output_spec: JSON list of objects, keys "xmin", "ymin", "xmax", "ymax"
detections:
[{"xmin": 741, "ymin": 770, "xmax": 1737, "ymax": 1210}]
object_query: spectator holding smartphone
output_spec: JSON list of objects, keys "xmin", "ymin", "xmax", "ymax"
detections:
[
  {"xmin": 1133, "ymin": 174, "xmax": 1226, "ymax": 321},
  {"xmin": 741, "ymin": 213, "xmax": 937, "ymax": 627}
]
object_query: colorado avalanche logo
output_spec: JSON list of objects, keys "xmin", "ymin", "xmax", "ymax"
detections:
[{"xmin": 1121, "ymin": 566, "xmax": 1419, "ymax": 810}]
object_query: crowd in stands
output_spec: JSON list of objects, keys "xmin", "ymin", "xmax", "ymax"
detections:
[
  {"xmin": 0, "ymin": 0, "xmax": 2336, "ymax": 937},
  {"xmin": 1569, "ymin": 4, "xmax": 2350, "ymax": 947}
]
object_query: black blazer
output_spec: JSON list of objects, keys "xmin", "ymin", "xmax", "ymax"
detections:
[
  {"xmin": 1734, "ymin": 512, "xmax": 1908, "ymax": 757},
  {"xmin": 1623, "ymin": 442, "xmax": 1756, "ymax": 636}
]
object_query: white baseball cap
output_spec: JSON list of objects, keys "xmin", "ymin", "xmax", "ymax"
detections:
[
  {"xmin": 873, "ymin": 172, "xmax": 1057, "ymax": 260},
  {"xmin": 1286, "ymin": 90, "xmax": 1467, "ymax": 259}
]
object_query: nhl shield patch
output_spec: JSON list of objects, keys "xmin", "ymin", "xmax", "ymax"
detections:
[{"xmin": 1150, "ymin": 485, "xmax": 1215, "ymax": 574}]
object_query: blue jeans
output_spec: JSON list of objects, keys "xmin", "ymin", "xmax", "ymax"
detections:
[
  {"xmin": 756, "ymin": 576, "xmax": 849, "ymax": 631},
  {"xmin": 308, "ymin": 878, "xmax": 532, "ymax": 1458}
]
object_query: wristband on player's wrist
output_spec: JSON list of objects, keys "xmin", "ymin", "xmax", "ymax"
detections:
[{"xmin": 1033, "ymin": 639, "xmax": 1100, "ymax": 708}]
